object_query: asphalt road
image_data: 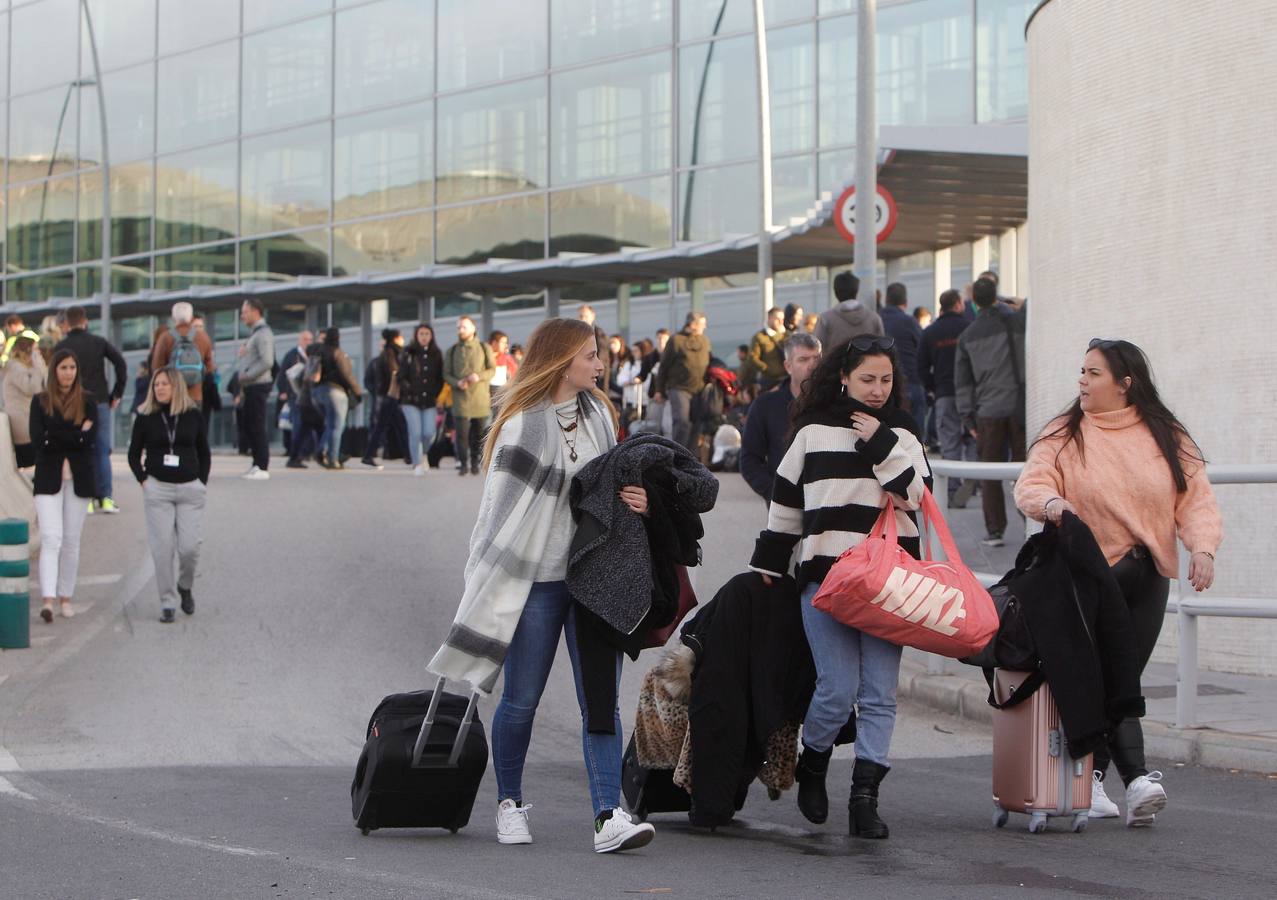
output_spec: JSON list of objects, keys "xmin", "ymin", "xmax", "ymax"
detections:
[{"xmin": 0, "ymin": 457, "xmax": 1272, "ymax": 900}]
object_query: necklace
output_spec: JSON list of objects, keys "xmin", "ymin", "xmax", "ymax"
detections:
[{"xmin": 555, "ymin": 401, "xmax": 580, "ymax": 462}]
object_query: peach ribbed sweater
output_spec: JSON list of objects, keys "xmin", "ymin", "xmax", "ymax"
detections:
[{"xmin": 1015, "ymin": 405, "xmax": 1222, "ymax": 578}]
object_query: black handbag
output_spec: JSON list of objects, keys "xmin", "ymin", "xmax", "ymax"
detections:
[{"xmin": 961, "ymin": 580, "xmax": 1036, "ymax": 672}]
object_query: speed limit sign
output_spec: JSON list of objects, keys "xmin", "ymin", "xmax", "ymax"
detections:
[{"xmin": 834, "ymin": 184, "xmax": 898, "ymax": 245}]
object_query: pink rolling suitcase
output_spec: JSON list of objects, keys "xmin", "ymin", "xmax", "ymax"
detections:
[{"xmin": 991, "ymin": 669, "xmax": 1092, "ymax": 834}]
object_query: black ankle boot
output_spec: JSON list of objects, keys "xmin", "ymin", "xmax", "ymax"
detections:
[
  {"xmin": 850, "ymin": 759, "xmax": 890, "ymax": 839},
  {"xmin": 795, "ymin": 745, "xmax": 833, "ymax": 824}
]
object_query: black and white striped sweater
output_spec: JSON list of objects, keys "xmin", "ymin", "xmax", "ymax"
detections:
[{"xmin": 749, "ymin": 399, "xmax": 933, "ymax": 591}]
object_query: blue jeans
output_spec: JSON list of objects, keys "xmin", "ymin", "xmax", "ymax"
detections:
[
  {"xmin": 94, "ymin": 402, "xmax": 114, "ymax": 499},
  {"xmin": 491, "ymin": 581, "xmax": 623, "ymax": 817},
  {"xmin": 799, "ymin": 582, "xmax": 902, "ymax": 766},
  {"xmin": 313, "ymin": 386, "xmax": 349, "ymax": 461},
  {"xmin": 402, "ymin": 404, "xmax": 438, "ymax": 466}
]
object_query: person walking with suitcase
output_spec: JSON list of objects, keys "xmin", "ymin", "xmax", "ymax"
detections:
[
  {"xmin": 429, "ymin": 318, "xmax": 656, "ymax": 854},
  {"xmin": 128, "ymin": 367, "xmax": 210, "ymax": 624},
  {"xmin": 1015, "ymin": 338, "xmax": 1221, "ymax": 828},
  {"xmin": 749, "ymin": 336, "xmax": 931, "ymax": 840}
]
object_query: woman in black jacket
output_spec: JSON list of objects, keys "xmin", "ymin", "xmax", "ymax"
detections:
[
  {"xmin": 396, "ymin": 323, "xmax": 445, "ymax": 476},
  {"xmin": 314, "ymin": 328, "xmax": 362, "ymax": 469},
  {"xmin": 128, "ymin": 367, "xmax": 211, "ymax": 624},
  {"xmin": 30, "ymin": 349, "xmax": 97, "ymax": 623}
]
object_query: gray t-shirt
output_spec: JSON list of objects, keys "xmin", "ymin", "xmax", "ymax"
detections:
[{"xmin": 535, "ymin": 398, "xmax": 601, "ymax": 582}]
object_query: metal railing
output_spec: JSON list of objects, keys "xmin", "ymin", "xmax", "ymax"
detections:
[{"xmin": 926, "ymin": 459, "xmax": 1277, "ymax": 729}]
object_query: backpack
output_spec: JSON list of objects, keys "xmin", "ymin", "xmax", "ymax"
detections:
[
  {"xmin": 298, "ymin": 353, "xmax": 324, "ymax": 408},
  {"xmin": 170, "ymin": 328, "xmax": 205, "ymax": 387}
]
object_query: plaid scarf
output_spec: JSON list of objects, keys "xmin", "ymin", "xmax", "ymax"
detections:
[{"xmin": 428, "ymin": 392, "xmax": 616, "ymax": 693}]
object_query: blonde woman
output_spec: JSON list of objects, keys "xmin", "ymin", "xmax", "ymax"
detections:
[
  {"xmin": 128, "ymin": 367, "xmax": 211, "ymax": 624},
  {"xmin": 30, "ymin": 350, "xmax": 97, "ymax": 622},
  {"xmin": 37, "ymin": 315, "xmax": 62, "ymax": 366},
  {"xmin": 427, "ymin": 318, "xmax": 654, "ymax": 854},
  {"xmin": 4, "ymin": 331, "xmax": 47, "ymax": 467}
]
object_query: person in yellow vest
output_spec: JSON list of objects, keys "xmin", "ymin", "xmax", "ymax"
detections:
[{"xmin": 0, "ymin": 314, "xmax": 26, "ymax": 369}]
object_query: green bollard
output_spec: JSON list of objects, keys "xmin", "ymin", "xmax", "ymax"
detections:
[{"xmin": 0, "ymin": 517, "xmax": 31, "ymax": 649}]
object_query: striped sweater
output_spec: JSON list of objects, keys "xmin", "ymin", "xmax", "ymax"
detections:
[{"xmin": 750, "ymin": 400, "xmax": 933, "ymax": 591}]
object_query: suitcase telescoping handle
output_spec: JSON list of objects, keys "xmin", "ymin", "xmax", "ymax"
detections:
[{"xmin": 411, "ymin": 675, "xmax": 479, "ymax": 769}]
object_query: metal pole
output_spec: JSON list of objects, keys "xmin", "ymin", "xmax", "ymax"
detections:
[
  {"xmin": 81, "ymin": 1, "xmax": 110, "ymax": 332},
  {"xmin": 680, "ymin": 0, "xmax": 729, "ymax": 242},
  {"xmin": 752, "ymin": 0, "xmax": 774, "ymax": 320},
  {"xmin": 854, "ymin": 0, "xmax": 878, "ymax": 303}
]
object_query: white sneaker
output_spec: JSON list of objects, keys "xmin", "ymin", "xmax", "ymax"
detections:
[
  {"xmin": 1124, "ymin": 771, "xmax": 1167, "ymax": 827},
  {"xmin": 593, "ymin": 808, "xmax": 654, "ymax": 854},
  {"xmin": 496, "ymin": 799, "xmax": 532, "ymax": 845},
  {"xmin": 241, "ymin": 466, "xmax": 270, "ymax": 481},
  {"xmin": 412, "ymin": 464, "xmax": 425, "ymax": 477},
  {"xmin": 1089, "ymin": 771, "xmax": 1120, "ymax": 818}
]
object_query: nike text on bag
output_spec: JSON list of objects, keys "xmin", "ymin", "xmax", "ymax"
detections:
[
  {"xmin": 170, "ymin": 328, "xmax": 205, "ymax": 387},
  {"xmin": 812, "ymin": 489, "xmax": 999, "ymax": 658}
]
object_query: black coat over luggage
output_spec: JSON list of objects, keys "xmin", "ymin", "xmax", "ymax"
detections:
[
  {"xmin": 621, "ymin": 734, "xmax": 749, "ymax": 823},
  {"xmin": 351, "ymin": 684, "xmax": 487, "ymax": 834}
]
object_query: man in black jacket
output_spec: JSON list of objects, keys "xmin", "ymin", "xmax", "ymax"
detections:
[
  {"xmin": 918, "ymin": 289, "xmax": 975, "ymax": 505},
  {"xmin": 276, "ymin": 330, "xmax": 312, "ymax": 458},
  {"xmin": 740, "ymin": 332, "xmax": 821, "ymax": 502},
  {"xmin": 55, "ymin": 305, "xmax": 127, "ymax": 513}
]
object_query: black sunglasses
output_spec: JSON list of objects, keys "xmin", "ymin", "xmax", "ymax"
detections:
[
  {"xmin": 1088, "ymin": 338, "xmax": 1120, "ymax": 350},
  {"xmin": 848, "ymin": 336, "xmax": 896, "ymax": 353}
]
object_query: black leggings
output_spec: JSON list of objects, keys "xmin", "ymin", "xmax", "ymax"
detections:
[{"xmin": 1094, "ymin": 548, "xmax": 1169, "ymax": 785}]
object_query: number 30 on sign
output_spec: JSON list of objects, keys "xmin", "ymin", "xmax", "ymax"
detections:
[{"xmin": 834, "ymin": 184, "xmax": 898, "ymax": 245}]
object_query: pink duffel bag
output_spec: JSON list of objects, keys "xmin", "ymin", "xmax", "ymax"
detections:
[{"xmin": 812, "ymin": 489, "xmax": 998, "ymax": 659}]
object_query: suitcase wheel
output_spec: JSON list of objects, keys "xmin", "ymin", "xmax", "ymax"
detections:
[
  {"xmin": 992, "ymin": 804, "xmax": 1008, "ymax": 829},
  {"xmin": 449, "ymin": 827, "xmax": 459, "ymax": 834},
  {"xmin": 360, "ymin": 827, "xmax": 370, "ymax": 836},
  {"xmin": 1028, "ymin": 813, "xmax": 1048, "ymax": 834},
  {"xmin": 1071, "ymin": 813, "xmax": 1088, "ymax": 834}
]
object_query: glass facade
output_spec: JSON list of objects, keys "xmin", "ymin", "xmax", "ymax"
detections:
[{"xmin": 0, "ymin": 0, "xmax": 1030, "ymax": 308}]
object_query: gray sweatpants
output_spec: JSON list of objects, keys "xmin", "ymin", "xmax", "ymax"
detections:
[{"xmin": 143, "ymin": 479, "xmax": 207, "ymax": 611}]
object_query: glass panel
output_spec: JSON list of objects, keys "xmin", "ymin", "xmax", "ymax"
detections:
[
  {"xmin": 437, "ymin": 0, "xmax": 546, "ymax": 91},
  {"xmin": 436, "ymin": 194, "xmax": 546, "ymax": 265},
  {"xmin": 768, "ymin": 23, "xmax": 815, "ymax": 155},
  {"xmin": 550, "ymin": 51, "xmax": 671, "ymax": 186},
  {"xmin": 245, "ymin": 0, "xmax": 331, "ymax": 32},
  {"xmin": 7, "ymin": 176, "xmax": 77, "ymax": 272},
  {"xmin": 494, "ymin": 288, "xmax": 544, "ymax": 313},
  {"xmin": 879, "ymin": 0, "xmax": 973, "ymax": 126},
  {"xmin": 10, "ymin": 0, "xmax": 77, "ymax": 95},
  {"xmin": 333, "ymin": 211, "xmax": 433, "ymax": 275},
  {"xmin": 79, "ymin": 259, "xmax": 151, "ymax": 301},
  {"xmin": 241, "ymin": 229, "xmax": 331, "ymax": 282},
  {"xmin": 157, "ymin": 41, "xmax": 239, "ymax": 152},
  {"xmin": 550, "ymin": 0, "xmax": 671, "ymax": 68},
  {"xmin": 8, "ymin": 269, "xmax": 75, "ymax": 304},
  {"xmin": 976, "ymin": 0, "xmax": 1032, "ymax": 122},
  {"xmin": 678, "ymin": 34, "xmax": 756, "ymax": 167},
  {"xmin": 79, "ymin": 62, "xmax": 155, "ymax": 165},
  {"xmin": 241, "ymin": 123, "xmax": 332, "ymax": 236},
  {"xmin": 8, "ymin": 86, "xmax": 85, "ymax": 181},
  {"xmin": 208, "ymin": 309, "xmax": 238, "ymax": 342},
  {"xmin": 772, "ymin": 154, "xmax": 815, "ymax": 225},
  {"xmin": 679, "ymin": 0, "xmax": 750, "ymax": 40},
  {"xmin": 112, "ymin": 312, "xmax": 159, "ymax": 352},
  {"xmin": 334, "ymin": 102, "xmax": 432, "ymax": 219},
  {"xmin": 332, "ymin": 300, "xmax": 362, "ymax": 328},
  {"xmin": 437, "ymin": 79, "xmax": 547, "ymax": 203},
  {"xmin": 155, "ymin": 143, "xmax": 238, "ymax": 249},
  {"xmin": 158, "ymin": 0, "xmax": 239, "ymax": 55},
  {"xmin": 153, "ymin": 243, "xmax": 236, "ymax": 291},
  {"xmin": 818, "ymin": 0, "xmax": 852, "ymax": 13},
  {"xmin": 818, "ymin": 146, "xmax": 855, "ymax": 192},
  {"xmin": 387, "ymin": 297, "xmax": 418, "ymax": 322},
  {"xmin": 82, "ymin": 0, "xmax": 156, "ymax": 73},
  {"xmin": 267, "ymin": 303, "xmax": 309, "ymax": 335},
  {"xmin": 817, "ymin": 13, "xmax": 855, "ymax": 147},
  {"xmin": 549, "ymin": 175, "xmax": 672, "ymax": 254},
  {"xmin": 434, "ymin": 293, "xmax": 481, "ymax": 318},
  {"xmin": 242, "ymin": 16, "xmax": 332, "ymax": 134},
  {"xmin": 77, "ymin": 163, "xmax": 154, "ymax": 260},
  {"xmin": 0, "ymin": 12, "xmax": 8, "ymax": 97},
  {"xmin": 678, "ymin": 162, "xmax": 756, "ymax": 242},
  {"xmin": 336, "ymin": 0, "xmax": 434, "ymax": 114}
]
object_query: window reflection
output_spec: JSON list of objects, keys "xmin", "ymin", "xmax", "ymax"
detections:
[
  {"xmin": 154, "ymin": 243, "xmax": 236, "ymax": 291},
  {"xmin": 241, "ymin": 124, "xmax": 332, "ymax": 237},
  {"xmin": 678, "ymin": 162, "xmax": 757, "ymax": 242},
  {"xmin": 242, "ymin": 17, "xmax": 333, "ymax": 134},
  {"xmin": 333, "ymin": 211, "xmax": 433, "ymax": 275},
  {"xmin": 112, "ymin": 311, "xmax": 159, "ymax": 351},
  {"xmin": 437, "ymin": 80, "xmax": 547, "ymax": 204},
  {"xmin": 768, "ymin": 24, "xmax": 815, "ymax": 155},
  {"xmin": 10, "ymin": 0, "xmax": 77, "ymax": 95},
  {"xmin": 77, "ymin": 258, "xmax": 152, "ymax": 302},
  {"xmin": 879, "ymin": 0, "xmax": 973, "ymax": 126},
  {"xmin": 679, "ymin": 34, "xmax": 757, "ymax": 167},
  {"xmin": 8, "ymin": 270, "xmax": 75, "ymax": 304},
  {"xmin": 436, "ymin": 195, "xmax": 546, "ymax": 265},
  {"xmin": 78, "ymin": 163, "xmax": 154, "ymax": 260},
  {"xmin": 9, "ymin": 86, "xmax": 87, "ymax": 180},
  {"xmin": 82, "ymin": 0, "xmax": 156, "ymax": 74},
  {"xmin": 817, "ymin": 14, "xmax": 855, "ymax": 147},
  {"xmin": 494, "ymin": 288, "xmax": 545, "ymax": 313},
  {"xmin": 976, "ymin": 0, "xmax": 1033, "ymax": 122},
  {"xmin": 551, "ymin": 52, "xmax": 671, "ymax": 186},
  {"xmin": 334, "ymin": 103, "xmax": 433, "ymax": 218},
  {"xmin": 241, "ymin": 230, "xmax": 332, "ymax": 282},
  {"xmin": 550, "ymin": 0, "xmax": 671, "ymax": 68},
  {"xmin": 158, "ymin": 0, "xmax": 239, "ymax": 55},
  {"xmin": 336, "ymin": 0, "xmax": 434, "ymax": 114},
  {"xmin": 437, "ymin": 0, "xmax": 547, "ymax": 91},
  {"xmin": 157, "ymin": 42, "xmax": 239, "ymax": 153},
  {"xmin": 773, "ymin": 154, "xmax": 816, "ymax": 225},
  {"xmin": 156, "ymin": 143, "xmax": 239, "ymax": 249},
  {"xmin": 549, "ymin": 176, "xmax": 672, "ymax": 255},
  {"xmin": 79, "ymin": 62, "xmax": 155, "ymax": 165},
  {"xmin": 245, "ymin": 0, "xmax": 333, "ymax": 32},
  {"xmin": 7, "ymin": 176, "xmax": 77, "ymax": 272},
  {"xmin": 679, "ymin": 0, "xmax": 750, "ymax": 41}
]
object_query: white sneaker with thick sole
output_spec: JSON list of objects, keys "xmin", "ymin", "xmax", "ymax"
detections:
[
  {"xmin": 1124, "ymin": 771, "xmax": 1167, "ymax": 827},
  {"xmin": 496, "ymin": 799, "xmax": 532, "ymax": 845},
  {"xmin": 593, "ymin": 808, "xmax": 654, "ymax": 854},
  {"xmin": 241, "ymin": 466, "xmax": 270, "ymax": 481},
  {"xmin": 1089, "ymin": 771, "xmax": 1120, "ymax": 818},
  {"xmin": 413, "ymin": 464, "xmax": 425, "ymax": 477}
]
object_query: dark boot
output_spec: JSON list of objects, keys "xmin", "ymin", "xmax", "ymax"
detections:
[
  {"xmin": 850, "ymin": 759, "xmax": 890, "ymax": 839},
  {"xmin": 795, "ymin": 745, "xmax": 832, "ymax": 824}
]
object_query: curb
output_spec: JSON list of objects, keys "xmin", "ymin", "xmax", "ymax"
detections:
[{"xmin": 897, "ymin": 659, "xmax": 1277, "ymax": 775}]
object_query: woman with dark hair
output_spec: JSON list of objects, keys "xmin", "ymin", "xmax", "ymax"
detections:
[
  {"xmin": 1016, "ymin": 338, "xmax": 1221, "ymax": 828},
  {"xmin": 361, "ymin": 328, "xmax": 408, "ymax": 470},
  {"xmin": 783, "ymin": 303, "xmax": 805, "ymax": 334},
  {"xmin": 30, "ymin": 349, "xmax": 97, "ymax": 622},
  {"xmin": 314, "ymin": 327, "xmax": 362, "ymax": 469},
  {"xmin": 750, "ymin": 335, "xmax": 931, "ymax": 840},
  {"xmin": 397, "ymin": 323, "xmax": 446, "ymax": 476}
]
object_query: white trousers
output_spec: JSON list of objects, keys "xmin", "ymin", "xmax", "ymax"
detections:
[{"xmin": 34, "ymin": 484, "xmax": 90, "ymax": 599}]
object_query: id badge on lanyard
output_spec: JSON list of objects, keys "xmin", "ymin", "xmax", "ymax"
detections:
[{"xmin": 161, "ymin": 413, "xmax": 181, "ymax": 467}]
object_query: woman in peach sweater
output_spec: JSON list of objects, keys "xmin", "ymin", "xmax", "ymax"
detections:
[{"xmin": 1016, "ymin": 338, "xmax": 1221, "ymax": 829}]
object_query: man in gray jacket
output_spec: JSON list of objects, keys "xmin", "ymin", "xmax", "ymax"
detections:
[
  {"xmin": 954, "ymin": 277, "xmax": 1026, "ymax": 547},
  {"xmin": 813, "ymin": 272, "xmax": 883, "ymax": 354},
  {"xmin": 237, "ymin": 299, "xmax": 275, "ymax": 480}
]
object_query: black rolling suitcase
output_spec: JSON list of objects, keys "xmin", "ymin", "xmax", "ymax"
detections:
[
  {"xmin": 351, "ymin": 676, "xmax": 488, "ymax": 834},
  {"xmin": 621, "ymin": 735, "xmax": 690, "ymax": 822}
]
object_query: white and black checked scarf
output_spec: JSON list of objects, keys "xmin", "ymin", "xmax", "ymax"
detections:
[{"xmin": 428, "ymin": 392, "xmax": 616, "ymax": 693}]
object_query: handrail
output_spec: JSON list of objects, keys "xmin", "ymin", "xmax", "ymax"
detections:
[{"xmin": 925, "ymin": 459, "xmax": 1277, "ymax": 727}]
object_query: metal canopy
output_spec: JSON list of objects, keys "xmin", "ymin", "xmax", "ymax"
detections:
[{"xmin": 1, "ymin": 149, "xmax": 1027, "ymax": 319}]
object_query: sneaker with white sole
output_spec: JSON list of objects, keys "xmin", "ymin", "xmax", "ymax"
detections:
[
  {"xmin": 412, "ymin": 464, "xmax": 425, "ymax": 477},
  {"xmin": 496, "ymin": 799, "xmax": 532, "ymax": 845},
  {"xmin": 1124, "ymin": 771, "xmax": 1167, "ymax": 827},
  {"xmin": 241, "ymin": 466, "xmax": 270, "ymax": 481},
  {"xmin": 593, "ymin": 808, "xmax": 654, "ymax": 854},
  {"xmin": 1089, "ymin": 771, "xmax": 1120, "ymax": 818}
]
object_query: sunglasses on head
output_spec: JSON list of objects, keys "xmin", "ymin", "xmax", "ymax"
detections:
[
  {"xmin": 1088, "ymin": 338, "xmax": 1119, "ymax": 350},
  {"xmin": 848, "ymin": 336, "xmax": 896, "ymax": 353}
]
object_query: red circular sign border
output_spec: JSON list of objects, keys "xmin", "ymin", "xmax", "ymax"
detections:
[{"xmin": 834, "ymin": 184, "xmax": 898, "ymax": 245}]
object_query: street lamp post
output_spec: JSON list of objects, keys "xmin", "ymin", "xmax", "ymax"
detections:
[
  {"xmin": 80, "ymin": 0, "xmax": 110, "ymax": 333},
  {"xmin": 855, "ymin": 0, "xmax": 878, "ymax": 304},
  {"xmin": 752, "ymin": 0, "xmax": 774, "ymax": 319}
]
